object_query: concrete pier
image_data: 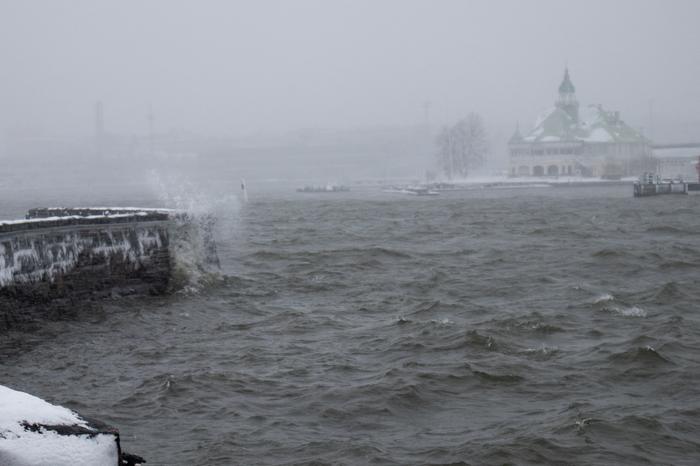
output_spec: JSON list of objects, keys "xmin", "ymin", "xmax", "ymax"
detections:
[{"xmin": 0, "ymin": 208, "xmax": 182, "ymax": 329}]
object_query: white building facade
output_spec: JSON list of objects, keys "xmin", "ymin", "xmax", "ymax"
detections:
[{"xmin": 509, "ymin": 69, "xmax": 653, "ymax": 178}]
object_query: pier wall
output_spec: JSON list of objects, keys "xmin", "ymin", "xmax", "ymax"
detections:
[
  {"xmin": 633, "ymin": 182, "xmax": 688, "ymax": 197},
  {"xmin": 0, "ymin": 209, "xmax": 173, "ymax": 329}
]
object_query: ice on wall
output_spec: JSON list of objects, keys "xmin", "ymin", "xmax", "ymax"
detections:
[{"xmin": 0, "ymin": 224, "xmax": 167, "ymax": 287}]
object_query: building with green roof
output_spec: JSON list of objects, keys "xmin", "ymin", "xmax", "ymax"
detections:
[{"xmin": 509, "ymin": 68, "xmax": 653, "ymax": 177}]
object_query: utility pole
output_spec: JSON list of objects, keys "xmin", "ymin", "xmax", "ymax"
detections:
[
  {"xmin": 94, "ymin": 101, "xmax": 104, "ymax": 157},
  {"xmin": 147, "ymin": 105, "xmax": 155, "ymax": 157},
  {"xmin": 648, "ymin": 99, "xmax": 654, "ymax": 142},
  {"xmin": 423, "ymin": 100, "xmax": 432, "ymax": 177},
  {"xmin": 423, "ymin": 101, "xmax": 431, "ymax": 129}
]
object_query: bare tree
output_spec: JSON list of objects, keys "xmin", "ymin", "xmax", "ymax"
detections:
[
  {"xmin": 435, "ymin": 125, "xmax": 455, "ymax": 179},
  {"xmin": 435, "ymin": 112, "xmax": 488, "ymax": 179},
  {"xmin": 455, "ymin": 112, "xmax": 488, "ymax": 176}
]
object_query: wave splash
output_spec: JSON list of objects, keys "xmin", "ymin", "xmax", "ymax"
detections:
[{"xmin": 148, "ymin": 171, "xmax": 242, "ymax": 292}]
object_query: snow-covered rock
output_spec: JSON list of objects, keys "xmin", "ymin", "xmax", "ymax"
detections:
[{"xmin": 0, "ymin": 385, "xmax": 129, "ymax": 466}]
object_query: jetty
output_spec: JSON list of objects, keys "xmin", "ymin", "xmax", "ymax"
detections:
[
  {"xmin": 0, "ymin": 207, "xmax": 216, "ymax": 330},
  {"xmin": 633, "ymin": 173, "xmax": 688, "ymax": 197},
  {"xmin": 297, "ymin": 184, "xmax": 350, "ymax": 193}
]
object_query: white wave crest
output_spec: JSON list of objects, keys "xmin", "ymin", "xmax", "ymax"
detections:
[
  {"xmin": 616, "ymin": 306, "xmax": 647, "ymax": 317},
  {"xmin": 525, "ymin": 343, "xmax": 558, "ymax": 355},
  {"xmin": 431, "ymin": 317, "xmax": 454, "ymax": 326},
  {"xmin": 594, "ymin": 293, "xmax": 615, "ymax": 304}
]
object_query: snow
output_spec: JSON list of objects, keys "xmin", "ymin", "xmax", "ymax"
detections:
[
  {"xmin": 0, "ymin": 431, "xmax": 117, "ymax": 466},
  {"xmin": 44, "ymin": 206, "xmax": 177, "ymax": 213},
  {"xmin": 0, "ymin": 213, "xmax": 149, "ymax": 227},
  {"xmin": 0, "ymin": 207, "xmax": 180, "ymax": 227},
  {"xmin": 432, "ymin": 175, "xmax": 630, "ymax": 186},
  {"xmin": 579, "ymin": 104, "xmax": 602, "ymax": 125},
  {"xmin": 0, "ymin": 385, "xmax": 118, "ymax": 466},
  {"xmin": 583, "ymin": 127, "xmax": 613, "ymax": 142},
  {"xmin": 532, "ymin": 107, "xmax": 556, "ymax": 129},
  {"xmin": 523, "ymin": 126, "xmax": 544, "ymax": 142},
  {"xmin": 0, "ymin": 386, "xmax": 86, "ymax": 430}
]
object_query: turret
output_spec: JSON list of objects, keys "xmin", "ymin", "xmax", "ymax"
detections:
[{"xmin": 556, "ymin": 67, "xmax": 579, "ymax": 122}]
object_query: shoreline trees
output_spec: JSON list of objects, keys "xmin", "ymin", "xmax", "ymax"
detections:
[{"xmin": 435, "ymin": 112, "xmax": 488, "ymax": 179}]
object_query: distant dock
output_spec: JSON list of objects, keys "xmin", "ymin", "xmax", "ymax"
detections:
[
  {"xmin": 634, "ymin": 181, "xmax": 688, "ymax": 197},
  {"xmin": 632, "ymin": 173, "xmax": 694, "ymax": 197}
]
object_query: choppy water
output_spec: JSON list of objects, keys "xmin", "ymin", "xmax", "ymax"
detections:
[{"xmin": 3, "ymin": 185, "xmax": 700, "ymax": 465}]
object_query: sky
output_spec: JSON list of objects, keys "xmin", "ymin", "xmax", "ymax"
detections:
[{"xmin": 1, "ymin": 0, "xmax": 699, "ymax": 142}]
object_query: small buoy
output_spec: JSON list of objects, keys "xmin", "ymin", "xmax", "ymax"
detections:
[{"xmin": 241, "ymin": 178, "xmax": 248, "ymax": 203}]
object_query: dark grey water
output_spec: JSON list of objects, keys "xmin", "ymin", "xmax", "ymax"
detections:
[{"xmin": 3, "ymin": 185, "xmax": 700, "ymax": 465}]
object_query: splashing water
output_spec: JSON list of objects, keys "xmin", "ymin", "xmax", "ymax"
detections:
[{"xmin": 147, "ymin": 171, "xmax": 243, "ymax": 290}]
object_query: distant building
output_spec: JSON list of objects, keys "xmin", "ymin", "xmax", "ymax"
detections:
[
  {"xmin": 509, "ymin": 69, "xmax": 653, "ymax": 177},
  {"xmin": 653, "ymin": 144, "xmax": 700, "ymax": 181}
]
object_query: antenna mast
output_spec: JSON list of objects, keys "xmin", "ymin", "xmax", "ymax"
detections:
[{"xmin": 148, "ymin": 105, "xmax": 155, "ymax": 157}]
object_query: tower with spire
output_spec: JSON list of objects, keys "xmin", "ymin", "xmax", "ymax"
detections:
[
  {"xmin": 555, "ymin": 67, "xmax": 579, "ymax": 122},
  {"xmin": 507, "ymin": 67, "xmax": 651, "ymax": 178}
]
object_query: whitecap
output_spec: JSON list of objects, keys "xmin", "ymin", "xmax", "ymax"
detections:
[
  {"xmin": 594, "ymin": 293, "xmax": 614, "ymax": 304},
  {"xmin": 431, "ymin": 317, "xmax": 454, "ymax": 326},
  {"xmin": 525, "ymin": 343, "xmax": 558, "ymax": 355},
  {"xmin": 615, "ymin": 306, "xmax": 647, "ymax": 317}
]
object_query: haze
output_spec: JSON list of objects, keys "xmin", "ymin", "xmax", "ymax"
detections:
[{"xmin": 1, "ymin": 0, "xmax": 699, "ymax": 181}]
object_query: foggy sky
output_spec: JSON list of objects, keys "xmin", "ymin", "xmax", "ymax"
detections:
[{"xmin": 2, "ymin": 0, "xmax": 699, "ymax": 142}]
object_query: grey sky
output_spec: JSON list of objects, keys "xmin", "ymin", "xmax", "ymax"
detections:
[{"xmin": 2, "ymin": 0, "xmax": 699, "ymax": 141}]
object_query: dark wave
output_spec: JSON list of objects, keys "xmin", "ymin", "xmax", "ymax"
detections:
[
  {"xmin": 472, "ymin": 369, "xmax": 525, "ymax": 384},
  {"xmin": 645, "ymin": 225, "xmax": 692, "ymax": 235},
  {"xmin": 648, "ymin": 281, "xmax": 689, "ymax": 303},
  {"xmin": 659, "ymin": 260, "xmax": 700, "ymax": 269},
  {"xmin": 490, "ymin": 313, "xmax": 566, "ymax": 335},
  {"xmin": 464, "ymin": 330, "xmax": 499, "ymax": 351},
  {"xmin": 608, "ymin": 346, "xmax": 673, "ymax": 366},
  {"xmin": 591, "ymin": 248, "xmax": 629, "ymax": 258}
]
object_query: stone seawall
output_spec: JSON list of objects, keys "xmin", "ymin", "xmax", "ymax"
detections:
[{"xmin": 0, "ymin": 208, "xmax": 175, "ymax": 330}]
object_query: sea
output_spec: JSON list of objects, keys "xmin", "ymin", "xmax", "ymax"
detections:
[{"xmin": 2, "ymin": 183, "xmax": 700, "ymax": 465}]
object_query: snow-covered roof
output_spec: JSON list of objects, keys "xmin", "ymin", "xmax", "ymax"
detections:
[
  {"xmin": 521, "ymin": 107, "xmax": 577, "ymax": 143},
  {"xmin": 512, "ymin": 69, "xmax": 647, "ymax": 146},
  {"xmin": 519, "ymin": 104, "xmax": 646, "ymax": 144}
]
